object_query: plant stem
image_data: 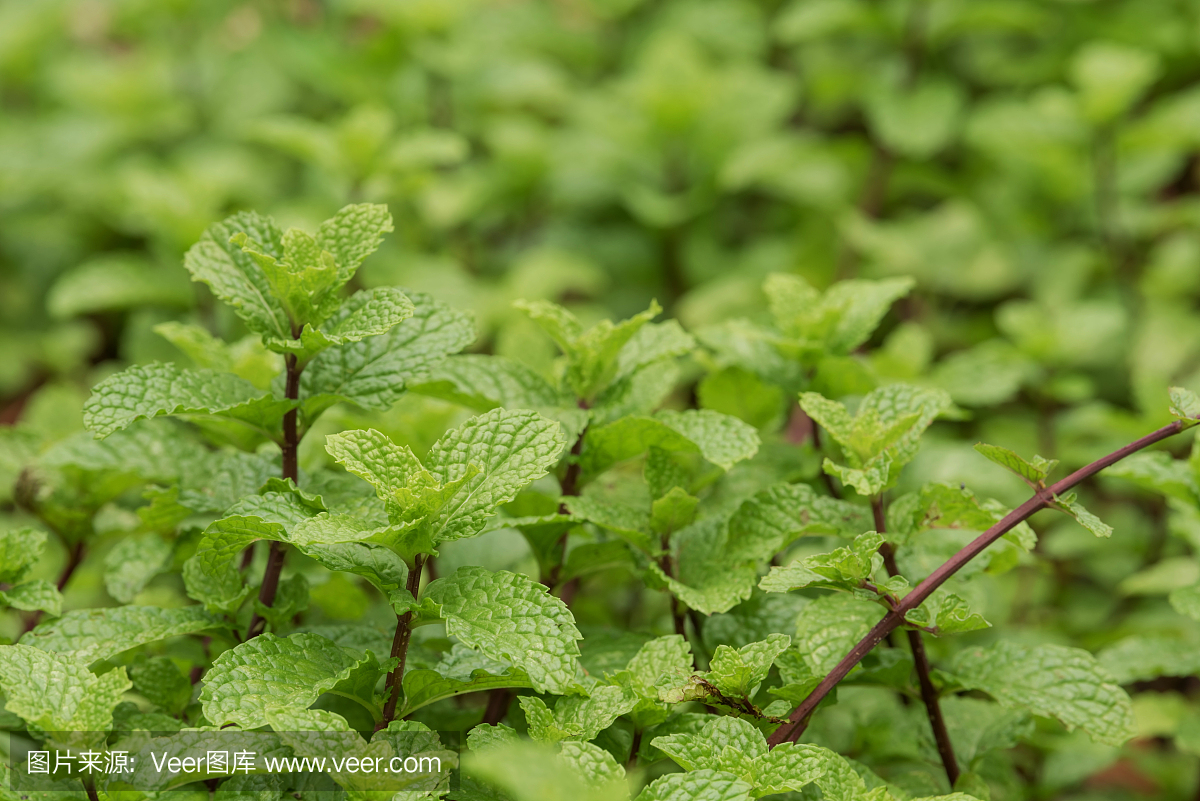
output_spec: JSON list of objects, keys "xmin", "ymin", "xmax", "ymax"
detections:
[
  {"xmin": 23, "ymin": 539, "xmax": 84, "ymax": 634},
  {"xmin": 246, "ymin": 353, "xmax": 301, "ymax": 640},
  {"xmin": 381, "ymin": 555, "xmax": 426, "ymax": 727},
  {"xmin": 767, "ymin": 418, "xmax": 1192, "ymax": 748},
  {"xmin": 481, "ymin": 688, "xmax": 512, "ymax": 725},
  {"xmin": 627, "ymin": 728, "xmax": 643, "ymax": 769},
  {"xmin": 872, "ymin": 496, "xmax": 960, "ymax": 787},
  {"xmin": 546, "ymin": 403, "xmax": 588, "ymax": 592}
]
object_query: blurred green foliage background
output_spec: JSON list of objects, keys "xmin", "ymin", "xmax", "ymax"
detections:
[{"xmin": 6, "ymin": 1, "xmax": 1200, "ymax": 796}]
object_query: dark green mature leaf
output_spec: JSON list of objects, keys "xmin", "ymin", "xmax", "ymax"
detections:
[{"xmin": 948, "ymin": 641, "xmax": 1136, "ymax": 746}]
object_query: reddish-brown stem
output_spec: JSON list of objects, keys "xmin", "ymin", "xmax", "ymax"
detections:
[
  {"xmin": 380, "ymin": 555, "xmax": 426, "ymax": 727},
  {"xmin": 22, "ymin": 539, "xmax": 85, "ymax": 633},
  {"xmin": 481, "ymin": 688, "xmax": 512, "ymax": 725},
  {"xmin": 545, "ymin": 405, "xmax": 588, "ymax": 590},
  {"xmin": 246, "ymin": 353, "xmax": 301, "ymax": 639},
  {"xmin": 873, "ymin": 496, "xmax": 960, "ymax": 786},
  {"xmin": 767, "ymin": 419, "xmax": 1191, "ymax": 748}
]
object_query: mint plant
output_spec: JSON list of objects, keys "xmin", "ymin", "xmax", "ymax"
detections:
[{"xmin": 4, "ymin": 213, "xmax": 1200, "ymax": 801}]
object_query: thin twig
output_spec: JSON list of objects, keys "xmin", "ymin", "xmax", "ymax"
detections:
[
  {"xmin": 767, "ymin": 419, "xmax": 1192, "ymax": 748},
  {"xmin": 873, "ymin": 496, "xmax": 960, "ymax": 786}
]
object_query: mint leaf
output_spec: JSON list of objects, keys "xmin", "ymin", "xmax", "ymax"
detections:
[
  {"xmin": 0, "ymin": 580, "xmax": 62, "ymax": 617},
  {"xmin": 973, "ymin": 443, "xmax": 1058, "ymax": 486},
  {"xmin": 650, "ymin": 486, "xmax": 699, "ymax": 536},
  {"xmin": 200, "ymin": 632, "xmax": 380, "ymax": 728},
  {"xmin": 1098, "ymin": 634, "xmax": 1200, "ymax": 683},
  {"xmin": 423, "ymin": 566, "xmax": 582, "ymax": 693},
  {"xmin": 413, "ymin": 354, "xmax": 571, "ymax": 412},
  {"xmin": 760, "ymin": 532, "xmax": 886, "ymax": 596},
  {"xmin": 903, "ymin": 591, "xmax": 990, "ymax": 635},
  {"xmin": 697, "ymin": 366, "xmax": 786, "ymax": 429},
  {"xmin": 83, "ymin": 362, "xmax": 295, "ymax": 440},
  {"xmin": 0, "ymin": 526, "xmax": 47, "ymax": 584},
  {"xmin": 300, "ymin": 290, "xmax": 475, "ymax": 421},
  {"xmin": 795, "ymin": 594, "xmax": 886, "ymax": 674},
  {"xmin": 582, "ymin": 409, "xmax": 760, "ymax": 479},
  {"xmin": 727, "ymin": 482, "xmax": 870, "ymax": 557},
  {"xmin": 183, "ymin": 211, "xmax": 291, "ymax": 342},
  {"xmin": 21, "ymin": 605, "xmax": 223, "ymax": 663},
  {"xmin": 0, "ymin": 646, "xmax": 130, "ymax": 741},
  {"xmin": 1170, "ymin": 386, "xmax": 1200, "ymax": 427},
  {"xmin": 948, "ymin": 641, "xmax": 1136, "ymax": 747},
  {"xmin": 104, "ymin": 533, "xmax": 172, "ymax": 603},
  {"xmin": 422, "ymin": 408, "xmax": 567, "ymax": 543},
  {"xmin": 316, "ymin": 203, "xmax": 394, "ymax": 285},
  {"xmin": 766, "ymin": 273, "xmax": 915, "ymax": 355},
  {"xmin": 707, "ymin": 634, "xmax": 791, "ymax": 697},
  {"xmin": 1052, "ymin": 491, "xmax": 1114, "ymax": 538},
  {"xmin": 521, "ymin": 685, "xmax": 639, "ymax": 743},
  {"xmin": 129, "ymin": 657, "xmax": 192, "ymax": 715},
  {"xmin": 401, "ymin": 646, "xmax": 534, "ymax": 718},
  {"xmin": 636, "ymin": 769, "xmax": 755, "ymax": 801}
]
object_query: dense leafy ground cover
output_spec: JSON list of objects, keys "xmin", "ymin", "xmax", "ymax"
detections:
[{"xmin": 5, "ymin": 1, "xmax": 1200, "ymax": 800}]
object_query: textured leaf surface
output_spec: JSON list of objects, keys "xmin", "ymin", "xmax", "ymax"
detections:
[
  {"xmin": 0, "ymin": 526, "xmax": 47, "ymax": 584},
  {"xmin": 1170, "ymin": 386, "xmax": 1200, "ymax": 427},
  {"xmin": 300, "ymin": 291, "xmax": 474, "ymax": 420},
  {"xmin": 1097, "ymin": 634, "xmax": 1200, "ymax": 684},
  {"xmin": 22, "ymin": 605, "xmax": 223, "ymax": 663},
  {"xmin": 582, "ymin": 409, "xmax": 759, "ymax": 478},
  {"xmin": 84, "ymin": 362, "xmax": 294, "ymax": 439},
  {"xmin": 413, "ymin": 354, "xmax": 569, "ymax": 412},
  {"xmin": 423, "ymin": 567, "xmax": 582, "ymax": 693},
  {"xmin": 423, "ymin": 409, "xmax": 567, "ymax": 543},
  {"xmin": 973, "ymin": 443, "xmax": 1057, "ymax": 485},
  {"xmin": 0, "ymin": 645, "xmax": 130, "ymax": 736},
  {"xmin": 949, "ymin": 641, "xmax": 1136, "ymax": 746},
  {"xmin": 794, "ymin": 594, "xmax": 885, "ymax": 674},
  {"xmin": 200, "ymin": 632, "xmax": 379, "ymax": 728},
  {"xmin": 316, "ymin": 203, "xmax": 394, "ymax": 283},
  {"xmin": 707, "ymin": 634, "xmax": 792, "ymax": 697},
  {"xmin": 402, "ymin": 646, "xmax": 534, "ymax": 717},
  {"xmin": 726, "ymin": 483, "xmax": 870, "ymax": 559},
  {"xmin": 635, "ymin": 769, "xmax": 755, "ymax": 801},
  {"xmin": 183, "ymin": 211, "xmax": 290, "ymax": 341},
  {"xmin": 104, "ymin": 534, "xmax": 172, "ymax": 603},
  {"xmin": 0, "ymin": 580, "xmax": 62, "ymax": 616}
]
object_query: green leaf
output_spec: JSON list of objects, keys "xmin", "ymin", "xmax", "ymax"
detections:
[
  {"xmin": 973, "ymin": 443, "xmax": 1058, "ymax": 486},
  {"xmin": 47, "ymin": 253, "xmax": 192, "ymax": 320},
  {"xmin": 0, "ymin": 646, "xmax": 130, "ymax": 740},
  {"xmin": 0, "ymin": 580, "xmax": 63, "ymax": 616},
  {"xmin": 766, "ymin": 273, "xmax": 915, "ymax": 355},
  {"xmin": 727, "ymin": 482, "xmax": 870, "ymax": 557},
  {"xmin": 621, "ymin": 634, "xmax": 695, "ymax": 697},
  {"xmin": 21, "ymin": 605, "xmax": 223, "ymax": 663},
  {"xmin": 423, "ymin": 566, "xmax": 582, "ymax": 693},
  {"xmin": 129, "ymin": 656, "xmax": 192, "ymax": 715},
  {"xmin": 0, "ymin": 527, "xmax": 47, "ymax": 584},
  {"xmin": 422, "ymin": 408, "xmax": 567, "ymax": 543},
  {"xmin": 565, "ymin": 495, "xmax": 653, "ymax": 552},
  {"xmin": 200, "ymin": 632, "xmax": 381, "ymax": 728},
  {"xmin": 1098, "ymin": 634, "xmax": 1200, "ymax": 684},
  {"xmin": 697, "ymin": 366, "xmax": 785, "ymax": 430},
  {"xmin": 521, "ymin": 685, "xmax": 640, "ymax": 743},
  {"xmin": 316, "ymin": 203, "xmax": 395, "ymax": 285},
  {"xmin": 707, "ymin": 634, "xmax": 791, "ymax": 697},
  {"xmin": 582, "ymin": 409, "xmax": 760, "ymax": 479},
  {"xmin": 83, "ymin": 362, "xmax": 295, "ymax": 440},
  {"xmin": 650, "ymin": 486, "xmax": 699, "ymax": 536},
  {"xmin": 300, "ymin": 290, "xmax": 475, "ymax": 421},
  {"xmin": 640, "ymin": 517, "xmax": 760, "ymax": 615},
  {"xmin": 1052, "ymin": 492, "xmax": 1113, "ymax": 538},
  {"xmin": 903, "ymin": 591, "xmax": 990, "ymax": 635},
  {"xmin": 802, "ymin": 385, "xmax": 957, "ymax": 495},
  {"xmin": 794, "ymin": 594, "xmax": 885, "ymax": 675},
  {"xmin": 104, "ymin": 533, "xmax": 172, "ymax": 603},
  {"xmin": 887, "ymin": 482, "xmax": 1036, "ymax": 549},
  {"xmin": 302, "ymin": 541, "xmax": 410, "ymax": 593},
  {"xmin": 759, "ymin": 532, "xmax": 886, "ymax": 596},
  {"xmin": 1069, "ymin": 41, "xmax": 1160, "ymax": 124},
  {"xmin": 1170, "ymin": 386, "xmax": 1200, "ymax": 428},
  {"xmin": 1170, "ymin": 584, "xmax": 1200, "ymax": 621},
  {"xmin": 401, "ymin": 646, "xmax": 535, "ymax": 717},
  {"xmin": 412, "ymin": 354, "xmax": 570, "ymax": 412},
  {"xmin": 1106, "ymin": 451, "xmax": 1199, "ymax": 504},
  {"xmin": 636, "ymin": 769, "xmax": 755, "ymax": 801},
  {"xmin": 948, "ymin": 641, "xmax": 1136, "ymax": 747},
  {"xmin": 183, "ymin": 211, "xmax": 292, "ymax": 342},
  {"xmin": 865, "ymin": 80, "xmax": 963, "ymax": 158},
  {"xmin": 556, "ymin": 741, "xmax": 627, "ymax": 790},
  {"xmin": 517, "ymin": 299, "xmax": 662, "ymax": 400}
]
